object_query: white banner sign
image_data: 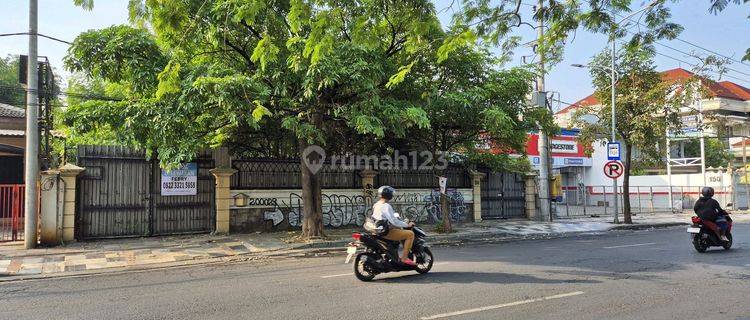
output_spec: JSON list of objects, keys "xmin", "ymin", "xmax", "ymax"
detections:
[
  {"xmin": 438, "ymin": 176, "xmax": 448, "ymax": 194},
  {"xmin": 161, "ymin": 163, "xmax": 198, "ymax": 196}
]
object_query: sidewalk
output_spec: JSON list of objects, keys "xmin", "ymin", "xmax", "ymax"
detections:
[{"xmin": 2, "ymin": 213, "xmax": 747, "ymax": 280}]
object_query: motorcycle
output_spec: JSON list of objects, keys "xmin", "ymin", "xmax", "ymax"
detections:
[
  {"xmin": 345, "ymin": 225, "xmax": 434, "ymax": 281},
  {"xmin": 688, "ymin": 203, "xmax": 733, "ymax": 253}
]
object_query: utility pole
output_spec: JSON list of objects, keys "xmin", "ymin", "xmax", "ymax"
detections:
[
  {"xmin": 24, "ymin": 0, "xmax": 39, "ymax": 249},
  {"xmin": 610, "ymin": 8, "xmax": 619, "ymax": 224},
  {"xmin": 536, "ymin": 0, "xmax": 552, "ymax": 221}
]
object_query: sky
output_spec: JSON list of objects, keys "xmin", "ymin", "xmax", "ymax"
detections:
[{"xmin": 1, "ymin": 0, "xmax": 749, "ymax": 111}]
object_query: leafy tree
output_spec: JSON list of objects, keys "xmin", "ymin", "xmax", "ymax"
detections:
[
  {"xmin": 0, "ymin": 55, "xmax": 25, "ymax": 107},
  {"xmin": 683, "ymin": 139, "xmax": 733, "ymax": 169},
  {"xmin": 66, "ymin": 1, "xmax": 443, "ymax": 238},
  {"xmin": 392, "ymin": 41, "xmax": 547, "ymax": 166},
  {"xmin": 571, "ymin": 48, "xmax": 695, "ymax": 223},
  {"xmin": 438, "ymin": 0, "xmax": 683, "ymax": 67}
]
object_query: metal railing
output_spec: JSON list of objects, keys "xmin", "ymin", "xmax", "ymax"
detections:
[
  {"xmin": 552, "ymin": 185, "xmax": 735, "ymax": 218},
  {"xmin": 0, "ymin": 184, "xmax": 25, "ymax": 242}
]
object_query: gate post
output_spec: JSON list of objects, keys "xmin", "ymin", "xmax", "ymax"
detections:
[
  {"xmin": 468, "ymin": 170, "xmax": 485, "ymax": 222},
  {"xmin": 524, "ymin": 172, "xmax": 540, "ymax": 220},
  {"xmin": 39, "ymin": 169, "xmax": 60, "ymax": 245},
  {"xmin": 59, "ymin": 164, "xmax": 85, "ymax": 242},
  {"xmin": 210, "ymin": 167, "xmax": 237, "ymax": 234}
]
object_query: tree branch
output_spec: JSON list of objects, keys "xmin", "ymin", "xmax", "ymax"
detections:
[
  {"xmin": 223, "ymin": 37, "xmax": 254, "ymax": 70},
  {"xmin": 240, "ymin": 20, "xmax": 263, "ymax": 39}
]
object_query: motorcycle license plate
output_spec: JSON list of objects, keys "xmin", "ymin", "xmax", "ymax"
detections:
[{"xmin": 687, "ymin": 227, "xmax": 701, "ymax": 234}]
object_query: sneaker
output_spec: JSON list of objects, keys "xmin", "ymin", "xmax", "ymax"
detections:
[
  {"xmin": 720, "ymin": 235, "xmax": 729, "ymax": 242},
  {"xmin": 401, "ymin": 258, "xmax": 417, "ymax": 266}
]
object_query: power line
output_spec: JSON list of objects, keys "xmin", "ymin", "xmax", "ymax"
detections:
[
  {"xmin": 0, "ymin": 84, "xmax": 124, "ymax": 102},
  {"xmin": 0, "ymin": 32, "xmax": 71, "ymax": 45},
  {"xmin": 618, "ymin": 28, "xmax": 750, "ymax": 81},
  {"xmin": 615, "ymin": 12, "xmax": 750, "ymax": 68}
]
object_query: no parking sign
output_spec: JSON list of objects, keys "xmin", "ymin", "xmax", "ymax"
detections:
[{"xmin": 603, "ymin": 161, "xmax": 623, "ymax": 179}]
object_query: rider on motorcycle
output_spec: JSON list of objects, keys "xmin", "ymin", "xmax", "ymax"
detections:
[
  {"xmin": 694, "ymin": 187, "xmax": 729, "ymax": 242},
  {"xmin": 371, "ymin": 186, "xmax": 417, "ymax": 266}
]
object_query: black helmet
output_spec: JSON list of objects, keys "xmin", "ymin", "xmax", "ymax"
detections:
[
  {"xmin": 701, "ymin": 187, "xmax": 714, "ymax": 198},
  {"xmin": 378, "ymin": 186, "xmax": 395, "ymax": 200}
]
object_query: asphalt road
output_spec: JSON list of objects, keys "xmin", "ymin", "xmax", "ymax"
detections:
[{"xmin": 2, "ymin": 224, "xmax": 750, "ymax": 320}]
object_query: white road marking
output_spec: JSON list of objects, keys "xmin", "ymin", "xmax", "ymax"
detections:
[
  {"xmin": 420, "ymin": 291, "xmax": 585, "ymax": 320},
  {"xmin": 320, "ymin": 273, "xmax": 351, "ymax": 279},
  {"xmin": 603, "ymin": 242, "xmax": 657, "ymax": 249}
]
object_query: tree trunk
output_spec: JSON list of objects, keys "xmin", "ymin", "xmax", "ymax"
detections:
[
  {"xmin": 299, "ymin": 139, "xmax": 324, "ymax": 238},
  {"xmin": 623, "ymin": 143, "xmax": 633, "ymax": 224},
  {"xmin": 440, "ymin": 192, "xmax": 452, "ymax": 233}
]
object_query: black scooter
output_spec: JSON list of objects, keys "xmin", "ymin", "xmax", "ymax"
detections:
[{"xmin": 346, "ymin": 226, "xmax": 434, "ymax": 281}]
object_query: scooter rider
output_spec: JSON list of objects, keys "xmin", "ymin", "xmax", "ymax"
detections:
[
  {"xmin": 694, "ymin": 186, "xmax": 729, "ymax": 242},
  {"xmin": 371, "ymin": 186, "xmax": 417, "ymax": 266}
]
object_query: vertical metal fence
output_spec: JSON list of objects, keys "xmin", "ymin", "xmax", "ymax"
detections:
[
  {"xmin": 0, "ymin": 184, "xmax": 24, "ymax": 242},
  {"xmin": 553, "ymin": 185, "xmax": 735, "ymax": 218}
]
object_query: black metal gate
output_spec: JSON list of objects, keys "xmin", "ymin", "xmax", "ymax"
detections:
[
  {"xmin": 76, "ymin": 145, "xmax": 215, "ymax": 240},
  {"xmin": 480, "ymin": 169, "xmax": 526, "ymax": 219}
]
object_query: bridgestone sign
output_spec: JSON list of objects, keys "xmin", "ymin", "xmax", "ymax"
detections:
[{"xmin": 549, "ymin": 140, "xmax": 578, "ymax": 154}]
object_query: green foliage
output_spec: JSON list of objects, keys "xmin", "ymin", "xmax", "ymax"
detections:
[
  {"xmin": 464, "ymin": 151, "xmax": 532, "ymax": 174},
  {"xmin": 64, "ymin": 0, "xmax": 544, "ymax": 176},
  {"xmin": 684, "ymin": 139, "xmax": 733, "ymax": 168},
  {"xmin": 0, "ymin": 55, "xmax": 24, "ymax": 106},
  {"xmin": 63, "ymin": 25, "xmax": 167, "ymax": 95},
  {"xmin": 443, "ymin": 0, "xmax": 683, "ymax": 67}
]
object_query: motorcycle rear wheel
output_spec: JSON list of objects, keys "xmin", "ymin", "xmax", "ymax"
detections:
[
  {"xmin": 693, "ymin": 234, "xmax": 708, "ymax": 253},
  {"xmin": 354, "ymin": 253, "xmax": 378, "ymax": 282}
]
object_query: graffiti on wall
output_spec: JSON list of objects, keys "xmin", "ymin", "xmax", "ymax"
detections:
[{"xmin": 252, "ymin": 189, "xmax": 467, "ymax": 228}]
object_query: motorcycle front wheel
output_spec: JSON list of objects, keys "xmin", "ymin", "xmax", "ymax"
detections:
[
  {"xmin": 413, "ymin": 248, "xmax": 434, "ymax": 274},
  {"xmin": 723, "ymin": 233, "xmax": 733, "ymax": 250},
  {"xmin": 354, "ymin": 253, "xmax": 378, "ymax": 282}
]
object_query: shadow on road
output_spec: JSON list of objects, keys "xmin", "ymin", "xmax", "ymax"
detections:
[{"xmin": 377, "ymin": 271, "xmax": 600, "ymax": 285}]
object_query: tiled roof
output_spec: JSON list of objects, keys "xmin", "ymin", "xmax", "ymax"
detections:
[
  {"xmin": 555, "ymin": 94, "xmax": 599, "ymax": 115},
  {"xmin": 718, "ymin": 81, "xmax": 750, "ymax": 101},
  {"xmin": 0, "ymin": 103, "xmax": 25, "ymax": 118},
  {"xmin": 660, "ymin": 68, "xmax": 749, "ymax": 101},
  {"xmin": 559, "ymin": 68, "xmax": 750, "ymax": 116}
]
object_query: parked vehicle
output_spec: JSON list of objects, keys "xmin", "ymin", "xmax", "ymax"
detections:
[
  {"xmin": 688, "ymin": 204, "xmax": 733, "ymax": 253},
  {"xmin": 346, "ymin": 225, "xmax": 433, "ymax": 281}
]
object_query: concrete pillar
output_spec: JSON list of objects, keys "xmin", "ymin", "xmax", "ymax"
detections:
[
  {"xmin": 59, "ymin": 163, "xmax": 85, "ymax": 242},
  {"xmin": 39, "ymin": 169, "xmax": 61, "ymax": 245},
  {"xmin": 524, "ymin": 173, "xmax": 540, "ymax": 221},
  {"xmin": 210, "ymin": 167, "xmax": 237, "ymax": 234},
  {"xmin": 469, "ymin": 170, "xmax": 486, "ymax": 222},
  {"xmin": 359, "ymin": 169, "xmax": 378, "ymax": 197}
]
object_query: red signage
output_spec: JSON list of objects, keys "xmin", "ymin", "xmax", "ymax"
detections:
[
  {"xmin": 603, "ymin": 161, "xmax": 623, "ymax": 179},
  {"xmin": 526, "ymin": 133, "xmax": 588, "ymax": 157}
]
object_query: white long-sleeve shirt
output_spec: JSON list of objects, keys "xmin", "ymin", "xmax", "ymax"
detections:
[{"xmin": 371, "ymin": 201, "xmax": 409, "ymax": 228}]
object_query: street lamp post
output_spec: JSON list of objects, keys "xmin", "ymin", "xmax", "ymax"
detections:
[{"xmin": 573, "ymin": 1, "xmax": 659, "ymax": 224}]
